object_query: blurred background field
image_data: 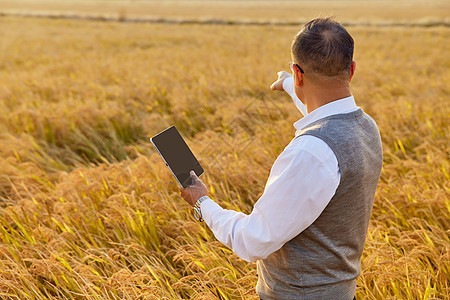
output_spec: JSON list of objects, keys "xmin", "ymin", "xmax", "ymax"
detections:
[
  {"xmin": 0, "ymin": 0, "xmax": 449, "ymax": 299},
  {"xmin": 1, "ymin": 0, "xmax": 449, "ymax": 25}
]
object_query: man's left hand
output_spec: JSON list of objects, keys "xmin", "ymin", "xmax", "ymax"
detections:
[{"xmin": 179, "ymin": 171, "xmax": 208, "ymax": 207}]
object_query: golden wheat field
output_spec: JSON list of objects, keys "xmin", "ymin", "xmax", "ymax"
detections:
[
  {"xmin": 0, "ymin": 1, "xmax": 449, "ymax": 299},
  {"xmin": 1, "ymin": 0, "xmax": 450, "ymax": 25}
]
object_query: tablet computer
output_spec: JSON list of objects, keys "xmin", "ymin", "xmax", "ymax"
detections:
[{"xmin": 150, "ymin": 125, "xmax": 204, "ymax": 189}]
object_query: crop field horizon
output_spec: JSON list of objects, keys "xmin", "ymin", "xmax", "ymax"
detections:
[
  {"xmin": 1, "ymin": 0, "xmax": 449, "ymax": 27},
  {"xmin": 0, "ymin": 1, "xmax": 449, "ymax": 299}
]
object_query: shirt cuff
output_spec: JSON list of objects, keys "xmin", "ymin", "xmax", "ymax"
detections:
[{"xmin": 200, "ymin": 196, "xmax": 223, "ymax": 226}]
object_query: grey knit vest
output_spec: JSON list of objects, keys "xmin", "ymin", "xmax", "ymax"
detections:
[{"xmin": 256, "ymin": 108, "xmax": 383, "ymax": 300}]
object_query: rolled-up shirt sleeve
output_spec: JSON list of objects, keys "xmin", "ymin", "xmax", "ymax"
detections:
[{"xmin": 200, "ymin": 139, "xmax": 340, "ymax": 262}]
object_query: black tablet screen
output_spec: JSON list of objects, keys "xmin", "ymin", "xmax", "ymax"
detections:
[{"xmin": 151, "ymin": 126, "xmax": 204, "ymax": 189}]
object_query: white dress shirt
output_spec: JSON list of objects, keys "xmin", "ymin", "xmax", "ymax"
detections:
[{"xmin": 200, "ymin": 76, "xmax": 359, "ymax": 262}]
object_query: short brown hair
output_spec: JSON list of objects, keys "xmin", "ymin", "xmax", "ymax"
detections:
[{"xmin": 292, "ymin": 18, "xmax": 354, "ymax": 78}]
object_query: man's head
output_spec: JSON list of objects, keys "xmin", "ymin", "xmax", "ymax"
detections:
[
  {"xmin": 290, "ymin": 17, "xmax": 356, "ymax": 110},
  {"xmin": 291, "ymin": 17, "xmax": 354, "ymax": 81}
]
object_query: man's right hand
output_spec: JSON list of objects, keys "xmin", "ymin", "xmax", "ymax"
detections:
[{"xmin": 270, "ymin": 71, "xmax": 292, "ymax": 91}]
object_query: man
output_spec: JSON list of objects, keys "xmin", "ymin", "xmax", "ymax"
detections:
[{"xmin": 180, "ymin": 17, "xmax": 383, "ymax": 300}]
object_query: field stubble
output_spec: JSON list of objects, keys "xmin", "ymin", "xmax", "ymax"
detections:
[{"xmin": 0, "ymin": 16, "xmax": 448, "ymax": 299}]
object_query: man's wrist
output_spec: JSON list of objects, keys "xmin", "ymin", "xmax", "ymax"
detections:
[{"xmin": 193, "ymin": 196, "xmax": 209, "ymax": 222}]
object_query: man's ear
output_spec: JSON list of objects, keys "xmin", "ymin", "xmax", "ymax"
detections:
[
  {"xmin": 294, "ymin": 65, "xmax": 304, "ymax": 87},
  {"xmin": 349, "ymin": 61, "xmax": 356, "ymax": 82}
]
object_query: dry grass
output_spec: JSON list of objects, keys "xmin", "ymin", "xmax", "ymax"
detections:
[
  {"xmin": 0, "ymin": 11, "xmax": 449, "ymax": 300},
  {"xmin": 1, "ymin": 0, "xmax": 449, "ymax": 25}
]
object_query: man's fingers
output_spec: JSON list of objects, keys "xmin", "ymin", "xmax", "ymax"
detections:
[
  {"xmin": 270, "ymin": 79, "xmax": 283, "ymax": 91},
  {"xmin": 190, "ymin": 170, "xmax": 200, "ymax": 185},
  {"xmin": 270, "ymin": 71, "xmax": 293, "ymax": 91}
]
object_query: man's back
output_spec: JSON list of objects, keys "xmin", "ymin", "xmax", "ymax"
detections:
[
  {"xmin": 180, "ymin": 17, "xmax": 383, "ymax": 300},
  {"xmin": 256, "ymin": 108, "xmax": 383, "ymax": 300}
]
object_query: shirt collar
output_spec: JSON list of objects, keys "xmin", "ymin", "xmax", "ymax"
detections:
[{"xmin": 294, "ymin": 95, "xmax": 357, "ymax": 137}]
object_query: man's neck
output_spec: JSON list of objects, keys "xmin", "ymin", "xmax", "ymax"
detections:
[{"xmin": 304, "ymin": 85, "xmax": 352, "ymax": 114}]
